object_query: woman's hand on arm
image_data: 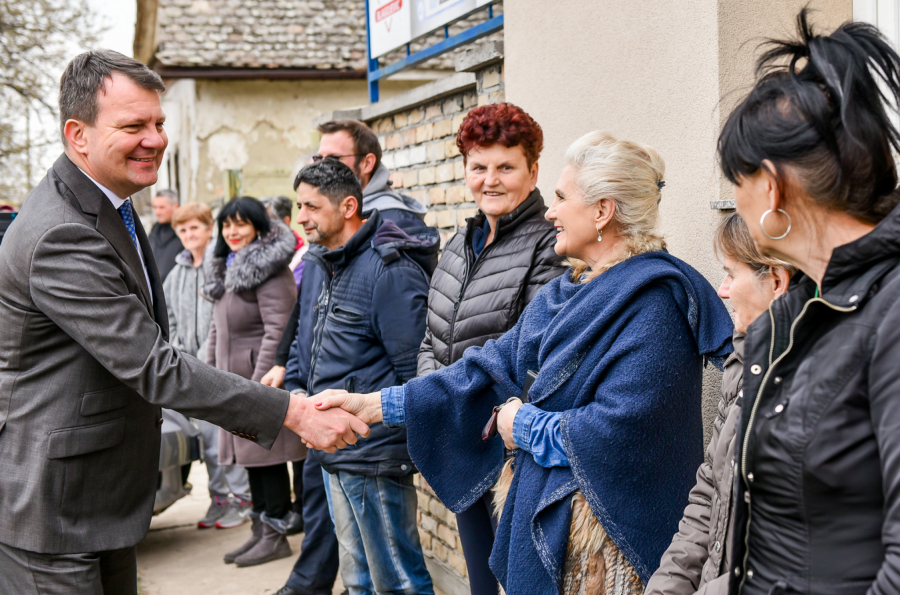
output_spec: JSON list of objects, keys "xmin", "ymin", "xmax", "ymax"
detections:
[
  {"xmin": 497, "ymin": 398, "xmax": 524, "ymax": 450},
  {"xmin": 315, "ymin": 391, "xmax": 384, "ymax": 425}
]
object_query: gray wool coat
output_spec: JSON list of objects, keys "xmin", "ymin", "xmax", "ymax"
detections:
[
  {"xmin": 205, "ymin": 222, "xmax": 306, "ymax": 467},
  {"xmin": 163, "ymin": 248, "xmax": 215, "ymax": 358},
  {"xmin": 644, "ymin": 333, "xmax": 745, "ymax": 595}
]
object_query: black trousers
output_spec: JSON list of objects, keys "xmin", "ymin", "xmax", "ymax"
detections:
[
  {"xmin": 456, "ymin": 492, "xmax": 500, "ymax": 595},
  {"xmin": 0, "ymin": 541, "xmax": 137, "ymax": 595},
  {"xmin": 292, "ymin": 459, "xmax": 305, "ymax": 514},
  {"xmin": 247, "ymin": 463, "xmax": 293, "ymax": 520},
  {"xmin": 284, "ymin": 456, "xmax": 339, "ymax": 595}
]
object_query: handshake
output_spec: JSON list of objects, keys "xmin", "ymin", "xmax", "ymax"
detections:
[{"xmin": 281, "ymin": 389, "xmax": 385, "ymax": 452}]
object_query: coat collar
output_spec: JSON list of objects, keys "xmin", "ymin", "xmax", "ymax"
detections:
[
  {"xmin": 465, "ymin": 188, "xmax": 546, "ymax": 246},
  {"xmin": 796, "ymin": 201, "xmax": 900, "ymax": 310},
  {"xmin": 51, "ymin": 153, "xmax": 159, "ymax": 317}
]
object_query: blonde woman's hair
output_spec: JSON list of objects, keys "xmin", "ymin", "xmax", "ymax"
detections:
[
  {"xmin": 172, "ymin": 202, "xmax": 214, "ymax": 229},
  {"xmin": 564, "ymin": 131, "xmax": 667, "ymax": 282}
]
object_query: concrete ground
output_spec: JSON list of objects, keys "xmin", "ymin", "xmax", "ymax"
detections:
[
  {"xmin": 137, "ymin": 463, "xmax": 449, "ymax": 595},
  {"xmin": 136, "ymin": 463, "xmax": 345, "ymax": 595}
]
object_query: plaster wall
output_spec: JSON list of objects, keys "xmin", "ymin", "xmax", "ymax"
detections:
[
  {"xmin": 503, "ymin": 0, "xmax": 851, "ymax": 436},
  {"xmin": 158, "ymin": 78, "xmax": 424, "ymax": 207}
]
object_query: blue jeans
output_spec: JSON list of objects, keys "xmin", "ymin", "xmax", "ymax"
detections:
[{"xmin": 329, "ymin": 471, "xmax": 434, "ymax": 595}]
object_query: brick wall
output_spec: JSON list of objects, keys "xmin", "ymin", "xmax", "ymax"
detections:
[
  {"xmin": 363, "ymin": 61, "xmax": 505, "ymax": 590},
  {"xmin": 371, "ymin": 62, "xmax": 505, "ymax": 251}
]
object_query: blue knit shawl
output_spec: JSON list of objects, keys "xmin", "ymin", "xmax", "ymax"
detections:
[{"xmin": 404, "ymin": 252, "xmax": 733, "ymax": 593}]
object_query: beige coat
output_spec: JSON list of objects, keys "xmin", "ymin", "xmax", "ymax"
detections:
[
  {"xmin": 205, "ymin": 222, "xmax": 307, "ymax": 467},
  {"xmin": 644, "ymin": 333, "xmax": 745, "ymax": 595}
]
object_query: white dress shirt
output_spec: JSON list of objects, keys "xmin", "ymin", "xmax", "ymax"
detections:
[{"xmin": 78, "ymin": 169, "xmax": 154, "ymax": 303}]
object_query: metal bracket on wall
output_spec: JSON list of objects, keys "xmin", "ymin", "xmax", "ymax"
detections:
[{"xmin": 365, "ymin": 1, "xmax": 504, "ymax": 103}]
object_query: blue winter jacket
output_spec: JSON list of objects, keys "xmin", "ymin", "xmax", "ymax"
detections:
[{"xmin": 284, "ymin": 210, "xmax": 438, "ymax": 475}]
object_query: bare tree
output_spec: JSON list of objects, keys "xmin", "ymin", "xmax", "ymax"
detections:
[{"xmin": 0, "ymin": 0, "xmax": 102, "ymax": 205}]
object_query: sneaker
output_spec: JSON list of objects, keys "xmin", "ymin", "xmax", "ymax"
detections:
[
  {"xmin": 197, "ymin": 495, "xmax": 229, "ymax": 528},
  {"xmin": 215, "ymin": 497, "xmax": 252, "ymax": 529}
]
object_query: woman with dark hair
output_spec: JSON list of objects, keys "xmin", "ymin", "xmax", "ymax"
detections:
[
  {"xmin": 204, "ymin": 196, "xmax": 305, "ymax": 567},
  {"xmin": 645, "ymin": 214, "xmax": 793, "ymax": 595},
  {"xmin": 316, "ymin": 131, "xmax": 734, "ymax": 594},
  {"xmin": 416, "ymin": 102, "xmax": 565, "ymax": 595},
  {"xmin": 715, "ymin": 11, "xmax": 900, "ymax": 595}
]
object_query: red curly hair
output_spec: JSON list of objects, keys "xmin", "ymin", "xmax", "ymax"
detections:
[{"xmin": 456, "ymin": 103, "xmax": 543, "ymax": 167}]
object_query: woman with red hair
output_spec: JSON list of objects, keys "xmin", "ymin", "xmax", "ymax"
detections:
[{"xmin": 416, "ymin": 103, "xmax": 565, "ymax": 595}]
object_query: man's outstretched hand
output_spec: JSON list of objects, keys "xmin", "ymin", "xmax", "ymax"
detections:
[
  {"xmin": 313, "ymin": 391, "xmax": 384, "ymax": 425},
  {"xmin": 283, "ymin": 390, "xmax": 370, "ymax": 452}
]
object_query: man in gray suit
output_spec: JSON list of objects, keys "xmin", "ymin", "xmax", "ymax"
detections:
[{"xmin": 0, "ymin": 50, "xmax": 367, "ymax": 594}]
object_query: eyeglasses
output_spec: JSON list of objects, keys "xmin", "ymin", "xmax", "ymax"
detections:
[{"xmin": 311, "ymin": 154, "xmax": 364, "ymax": 162}]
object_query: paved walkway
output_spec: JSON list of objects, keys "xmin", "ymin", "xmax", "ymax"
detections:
[{"xmin": 137, "ymin": 463, "xmax": 345, "ymax": 595}]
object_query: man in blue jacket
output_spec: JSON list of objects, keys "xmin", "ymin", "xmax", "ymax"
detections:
[{"xmin": 275, "ymin": 159, "xmax": 438, "ymax": 595}]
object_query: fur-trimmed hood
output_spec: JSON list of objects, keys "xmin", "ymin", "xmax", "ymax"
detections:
[{"xmin": 204, "ymin": 220, "xmax": 296, "ymax": 300}]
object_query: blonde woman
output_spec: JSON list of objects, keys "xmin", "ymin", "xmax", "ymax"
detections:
[{"xmin": 316, "ymin": 132, "xmax": 734, "ymax": 594}]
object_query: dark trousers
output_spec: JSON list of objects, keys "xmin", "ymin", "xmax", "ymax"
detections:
[
  {"xmin": 456, "ymin": 492, "xmax": 500, "ymax": 595},
  {"xmin": 292, "ymin": 459, "xmax": 305, "ymax": 514},
  {"xmin": 0, "ymin": 541, "xmax": 137, "ymax": 595},
  {"xmin": 247, "ymin": 463, "xmax": 293, "ymax": 520},
  {"xmin": 284, "ymin": 456, "xmax": 339, "ymax": 595}
]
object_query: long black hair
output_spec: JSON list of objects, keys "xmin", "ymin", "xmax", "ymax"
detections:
[
  {"xmin": 213, "ymin": 196, "xmax": 271, "ymax": 258},
  {"xmin": 718, "ymin": 9, "xmax": 900, "ymax": 223}
]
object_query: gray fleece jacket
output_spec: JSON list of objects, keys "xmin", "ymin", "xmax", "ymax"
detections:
[
  {"xmin": 163, "ymin": 248, "xmax": 215, "ymax": 358},
  {"xmin": 363, "ymin": 163, "xmax": 427, "ymax": 219}
]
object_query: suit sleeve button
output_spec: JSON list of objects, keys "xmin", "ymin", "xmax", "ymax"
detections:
[{"xmin": 232, "ymin": 431, "xmax": 239, "ymax": 435}]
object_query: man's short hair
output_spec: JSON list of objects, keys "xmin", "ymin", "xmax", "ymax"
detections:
[
  {"xmin": 59, "ymin": 50, "xmax": 166, "ymax": 142},
  {"xmin": 260, "ymin": 195, "xmax": 293, "ymax": 222},
  {"xmin": 293, "ymin": 160, "xmax": 363, "ymax": 212},
  {"xmin": 317, "ymin": 120, "xmax": 382, "ymax": 172},
  {"xmin": 154, "ymin": 188, "xmax": 179, "ymax": 206}
]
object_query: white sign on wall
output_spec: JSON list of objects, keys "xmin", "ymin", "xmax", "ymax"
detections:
[{"xmin": 368, "ymin": 0, "xmax": 497, "ymax": 59}]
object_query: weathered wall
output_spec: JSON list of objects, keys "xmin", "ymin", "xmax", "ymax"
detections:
[
  {"xmin": 157, "ymin": 77, "xmax": 424, "ymax": 207},
  {"xmin": 503, "ymin": 0, "xmax": 851, "ymax": 436}
]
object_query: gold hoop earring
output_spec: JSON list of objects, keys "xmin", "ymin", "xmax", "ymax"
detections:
[{"xmin": 760, "ymin": 209, "xmax": 792, "ymax": 241}]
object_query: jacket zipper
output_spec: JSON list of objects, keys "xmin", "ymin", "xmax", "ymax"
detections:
[
  {"xmin": 308, "ymin": 270, "xmax": 335, "ymax": 388},
  {"xmin": 738, "ymin": 296, "xmax": 856, "ymax": 592},
  {"xmin": 447, "ymin": 237, "xmax": 496, "ymax": 361}
]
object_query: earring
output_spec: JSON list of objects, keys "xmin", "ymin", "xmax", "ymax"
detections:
[
  {"xmin": 759, "ymin": 209, "xmax": 792, "ymax": 241},
  {"xmin": 597, "ymin": 227, "xmax": 603, "ymax": 242}
]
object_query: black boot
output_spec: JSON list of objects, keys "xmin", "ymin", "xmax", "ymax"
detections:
[
  {"xmin": 223, "ymin": 514, "xmax": 262, "ymax": 564},
  {"xmin": 234, "ymin": 521, "xmax": 292, "ymax": 567},
  {"xmin": 284, "ymin": 510, "xmax": 304, "ymax": 536}
]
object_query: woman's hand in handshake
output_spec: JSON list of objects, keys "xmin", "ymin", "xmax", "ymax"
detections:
[
  {"xmin": 497, "ymin": 398, "xmax": 523, "ymax": 450},
  {"xmin": 314, "ymin": 391, "xmax": 384, "ymax": 425}
]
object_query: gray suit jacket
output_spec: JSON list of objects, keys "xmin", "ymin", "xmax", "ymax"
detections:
[{"xmin": 0, "ymin": 154, "xmax": 290, "ymax": 554}]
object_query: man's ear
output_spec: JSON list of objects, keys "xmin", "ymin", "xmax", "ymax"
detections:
[
  {"xmin": 361, "ymin": 154, "xmax": 377, "ymax": 179},
  {"xmin": 64, "ymin": 119, "xmax": 89, "ymax": 155},
  {"xmin": 341, "ymin": 195, "xmax": 360, "ymax": 220}
]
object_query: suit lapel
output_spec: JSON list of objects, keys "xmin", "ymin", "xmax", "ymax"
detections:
[{"xmin": 52, "ymin": 154, "xmax": 155, "ymax": 313}]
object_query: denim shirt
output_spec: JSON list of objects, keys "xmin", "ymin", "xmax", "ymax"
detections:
[{"xmin": 380, "ymin": 386, "xmax": 569, "ymax": 467}]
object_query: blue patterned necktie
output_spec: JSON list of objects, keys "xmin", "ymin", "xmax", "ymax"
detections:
[{"xmin": 117, "ymin": 199, "xmax": 140, "ymax": 252}]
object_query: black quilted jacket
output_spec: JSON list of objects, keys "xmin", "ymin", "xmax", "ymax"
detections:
[{"xmin": 417, "ymin": 189, "xmax": 566, "ymax": 375}]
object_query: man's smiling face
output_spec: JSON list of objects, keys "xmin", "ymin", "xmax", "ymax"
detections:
[{"xmin": 79, "ymin": 72, "xmax": 167, "ymax": 197}]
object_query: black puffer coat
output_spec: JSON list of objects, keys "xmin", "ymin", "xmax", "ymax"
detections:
[
  {"xmin": 730, "ymin": 202, "xmax": 900, "ymax": 595},
  {"xmin": 418, "ymin": 189, "xmax": 565, "ymax": 375}
]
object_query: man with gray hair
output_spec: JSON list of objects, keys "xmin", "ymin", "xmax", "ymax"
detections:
[
  {"xmin": 0, "ymin": 50, "xmax": 366, "ymax": 594},
  {"xmin": 149, "ymin": 187, "xmax": 183, "ymax": 281}
]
